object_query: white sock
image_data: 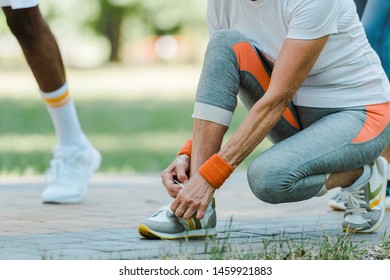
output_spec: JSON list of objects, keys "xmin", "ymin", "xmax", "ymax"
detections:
[
  {"xmin": 41, "ymin": 82, "xmax": 89, "ymax": 149},
  {"xmin": 316, "ymin": 173, "xmax": 330, "ymax": 197}
]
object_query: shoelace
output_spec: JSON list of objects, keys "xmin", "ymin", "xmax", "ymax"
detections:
[
  {"xmin": 45, "ymin": 148, "xmax": 84, "ymax": 184},
  {"xmin": 333, "ymin": 192, "xmax": 344, "ymax": 203},
  {"xmin": 339, "ymin": 189, "xmax": 367, "ymax": 215}
]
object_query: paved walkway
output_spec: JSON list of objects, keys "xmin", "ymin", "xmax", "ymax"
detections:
[{"xmin": 0, "ymin": 172, "xmax": 389, "ymax": 260}]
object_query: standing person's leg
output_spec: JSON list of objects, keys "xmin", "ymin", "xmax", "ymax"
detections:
[
  {"xmin": 362, "ymin": 0, "xmax": 390, "ymax": 77},
  {"xmin": 3, "ymin": 6, "xmax": 86, "ymax": 146},
  {"xmin": 2, "ymin": 4, "xmax": 101, "ymax": 203},
  {"xmin": 139, "ymin": 30, "xmax": 301, "ymax": 239}
]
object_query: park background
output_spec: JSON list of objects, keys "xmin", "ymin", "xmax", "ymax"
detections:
[{"xmin": 0, "ymin": 0, "xmax": 272, "ymax": 177}]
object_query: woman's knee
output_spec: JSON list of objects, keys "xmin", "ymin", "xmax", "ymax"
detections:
[
  {"xmin": 208, "ymin": 29, "xmax": 249, "ymax": 50},
  {"xmin": 247, "ymin": 158, "xmax": 289, "ymax": 204}
]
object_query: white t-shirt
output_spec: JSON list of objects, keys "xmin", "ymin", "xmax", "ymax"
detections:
[
  {"xmin": 0, "ymin": 0, "xmax": 38, "ymax": 9},
  {"xmin": 207, "ymin": 0, "xmax": 390, "ymax": 108}
]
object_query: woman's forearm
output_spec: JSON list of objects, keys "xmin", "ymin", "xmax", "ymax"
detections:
[{"xmin": 219, "ymin": 94, "xmax": 286, "ymax": 168}]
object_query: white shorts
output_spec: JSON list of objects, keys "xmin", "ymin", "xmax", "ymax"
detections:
[{"xmin": 0, "ymin": 0, "xmax": 38, "ymax": 9}]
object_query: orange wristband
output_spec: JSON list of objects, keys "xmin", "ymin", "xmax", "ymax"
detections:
[
  {"xmin": 198, "ymin": 154, "xmax": 234, "ymax": 189},
  {"xmin": 177, "ymin": 139, "xmax": 192, "ymax": 157}
]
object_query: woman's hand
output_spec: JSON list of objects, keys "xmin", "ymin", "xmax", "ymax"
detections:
[
  {"xmin": 161, "ymin": 154, "xmax": 191, "ymax": 197},
  {"xmin": 170, "ymin": 173, "xmax": 216, "ymax": 220}
]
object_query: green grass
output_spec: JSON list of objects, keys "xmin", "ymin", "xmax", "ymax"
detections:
[
  {"xmin": 163, "ymin": 224, "xmax": 390, "ymax": 260},
  {"xmin": 0, "ymin": 96, "xmax": 272, "ymax": 175}
]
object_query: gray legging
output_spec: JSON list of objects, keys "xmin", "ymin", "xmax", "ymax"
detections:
[{"xmin": 194, "ymin": 29, "xmax": 390, "ymax": 204}]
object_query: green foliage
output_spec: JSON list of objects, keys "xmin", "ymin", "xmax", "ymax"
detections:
[
  {"xmin": 0, "ymin": 94, "xmax": 270, "ymax": 175},
  {"xmin": 40, "ymin": 0, "xmax": 206, "ymax": 62},
  {"xmin": 0, "ymin": 1, "xmax": 207, "ymax": 62},
  {"xmin": 91, "ymin": 0, "xmax": 141, "ymax": 61},
  {"xmin": 315, "ymin": 232, "xmax": 363, "ymax": 260},
  {"xmin": 92, "ymin": 0, "xmax": 206, "ymax": 60},
  {"xmin": 136, "ymin": 0, "xmax": 206, "ymax": 36},
  {"xmin": 170, "ymin": 227, "xmax": 390, "ymax": 260}
]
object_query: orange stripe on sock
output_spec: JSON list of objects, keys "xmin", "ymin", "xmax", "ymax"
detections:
[
  {"xmin": 43, "ymin": 90, "xmax": 71, "ymax": 108},
  {"xmin": 352, "ymin": 102, "xmax": 390, "ymax": 143},
  {"xmin": 232, "ymin": 42, "xmax": 270, "ymax": 91},
  {"xmin": 232, "ymin": 42, "xmax": 300, "ymax": 130},
  {"xmin": 47, "ymin": 97, "xmax": 71, "ymax": 108}
]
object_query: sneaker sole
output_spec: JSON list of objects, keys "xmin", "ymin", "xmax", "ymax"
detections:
[
  {"xmin": 138, "ymin": 224, "xmax": 217, "ymax": 240},
  {"xmin": 42, "ymin": 196, "xmax": 85, "ymax": 204},
  {"xmin": 346, "ymin": 157, "xmax": 388, "ymax": 234}
]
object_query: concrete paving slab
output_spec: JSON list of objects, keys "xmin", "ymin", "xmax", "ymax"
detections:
[{"xmin": 0, "ymin": 172, "xmax": 389, "ymax": 260}]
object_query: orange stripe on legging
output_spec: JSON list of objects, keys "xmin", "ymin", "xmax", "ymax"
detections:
[
  {"xmin": 352, "ymin": 102, "xmax": 390, "ymax": 143},
  {"xmin": 282, "ymin": 108, "xmax": 300, "ymax": 130},
  {"xmin": 232, "ymin": 42, "xmax": 300, "ymax": 130},
  {"xmin": 232, "ymin": 42, "xmax": 270, "ymax": 91}
]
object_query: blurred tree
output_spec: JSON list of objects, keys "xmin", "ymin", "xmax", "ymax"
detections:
[
  {"xmin": 0, "ymin": 0, "xmax": 207, "ymax": 64},
  {"xmin": 93, "ymin": 0, "xmax": 206, "ymax": 62},
  {"xmin": 94, "ymin": 0, "xmax": 141, "ymax": 62}
]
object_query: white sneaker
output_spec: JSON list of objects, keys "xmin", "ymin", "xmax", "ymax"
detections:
[
  {"xmin": 41, "ymin": 144, "xmax": 101, "ymax": 204},
  {"xmin": 330, "ymin": 186, "xmax": 390, "ymax": 211},
  {"xmin": 341, "ymin": 157, "xmax": 388, "ymax": 233},
  {"xmin": 138, "ymin": 198, "xmax": 217, "ymax": 240}
]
